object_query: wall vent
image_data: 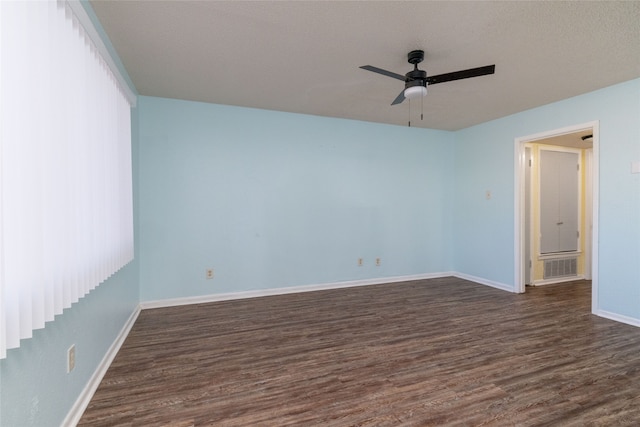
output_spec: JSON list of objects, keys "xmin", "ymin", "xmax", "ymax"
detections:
[{"xmin": 543, "ymin": 258, "xmax": 577, "ymax": 279}]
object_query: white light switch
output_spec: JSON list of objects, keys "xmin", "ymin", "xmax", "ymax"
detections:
[{"xmin": 632, "ymin": 161, "xmax": 640, "ymax": 174}]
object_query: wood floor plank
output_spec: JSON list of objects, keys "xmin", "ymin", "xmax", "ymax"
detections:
[{"xmin": 79, "ymin": 277, "xmax": 640, "ymax": 426}]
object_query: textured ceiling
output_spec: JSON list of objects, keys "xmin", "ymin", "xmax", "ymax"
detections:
[
  {"xmin": 91, "ymin": 1, "xmax": 640, "ymax": 131},
  {"xmin": 538, "ymin": 130, "xmax": 594, "ymax": 150}
]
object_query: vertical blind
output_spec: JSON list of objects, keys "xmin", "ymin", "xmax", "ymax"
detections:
[{"xmin": 0, "ymin": 0, "xmax": 134, "ymax": 358}]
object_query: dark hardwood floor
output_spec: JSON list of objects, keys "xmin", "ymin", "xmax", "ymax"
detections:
[{"xmin": 79, "ymin": 277, "xmax": 640, "ymax": 426}]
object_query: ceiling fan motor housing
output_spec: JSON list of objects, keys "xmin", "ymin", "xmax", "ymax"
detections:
[
  {"xmin": 406, "ymin": 69, "xmax": 427, "ymax": 84},
  {"xmin": 406, "ymin": 51, "xmax": 427, "ymax": 90}
]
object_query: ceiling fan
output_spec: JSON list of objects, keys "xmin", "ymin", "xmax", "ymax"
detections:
[{"xmin": 361, "ymin": 50, "xmax": 495, "ymax": 105}]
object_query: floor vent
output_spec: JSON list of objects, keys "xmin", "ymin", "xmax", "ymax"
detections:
[{"xmin": 544, "ymin": 258, "xmax": 577, "ymax": 280}]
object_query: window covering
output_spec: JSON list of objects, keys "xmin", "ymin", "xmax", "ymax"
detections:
[{"xmin": 0, "ymin": 0, "xmax": 134, "ymax": 358}]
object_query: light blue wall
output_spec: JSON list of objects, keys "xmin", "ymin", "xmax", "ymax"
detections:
[
  {"xmin": 454, "ymin": 79, "xmax": 640, "ymax": 319},
  {"xmin": 0, "ymin": 263, "xmax": 139, "ymax": 426},
  {"xmin": 138, "ymin": 96, "xmax": 455, "ymax": 302}
]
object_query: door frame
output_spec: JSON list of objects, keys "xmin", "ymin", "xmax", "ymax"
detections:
[
  {"xmin": 584, "ymin": 148, "xmax": 593, "ymax": 280},
  {"xmin": 524, "ymin": 146, "xmax": 532, "ymax": 285},
  {"xmin": 514, "ymin": 121, "xmax": 599, "ymax": 312}
]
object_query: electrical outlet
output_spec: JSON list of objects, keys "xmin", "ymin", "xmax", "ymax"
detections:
[
  {"xmin": 67, "ymin": 344, "xmax": 75, "ymax": 373},
  {"xmin": 358, "ymin": 258, "xmax": 363, "ymax": 267},
  {"xmin": 206, "ymin": 269, "xmax": 214, "ymax": 279},
  {"xmin": 376, "ymin": 258, "xmax": 381, "ymax": 266}
]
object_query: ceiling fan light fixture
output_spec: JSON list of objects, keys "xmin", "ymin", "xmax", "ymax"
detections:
[
  {"xmin": 360, "ymin": 49, "xmax": 495, "ymax": 107},
  {"xmin": 404, "ymin": 85, "xmax": 427, "ymax": 99}
]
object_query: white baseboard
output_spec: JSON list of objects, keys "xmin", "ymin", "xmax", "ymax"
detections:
[
  {"xmin": 62, "ymin": 272, "xmax": 638, "ymax": 427},
  {"xmin": 594, "ymin": 309, "xmax": 640, "ymax": 328},
  {"xmin": 453, "ymin": 272, "xmax": 515, "ymax": 293},
  {"xmin": 530, "ymin": 275, "xmax": 586, "ymax": 286},
  {"xmin": 63, "ymin": 305, "xmax": 141, "ymax": 427},
  {"xmin": 140, "ymin": 272, "xmax": 455, "ymax": 309}
]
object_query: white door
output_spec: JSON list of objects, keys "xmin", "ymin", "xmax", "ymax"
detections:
[{"xmin": 539, "ymin": 149, "xmax": 579, "ymax": 254}]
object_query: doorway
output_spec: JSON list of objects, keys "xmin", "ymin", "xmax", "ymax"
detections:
[{"xmin": 515, "ymin": 121, "xmax": 599, "ymax": 313}]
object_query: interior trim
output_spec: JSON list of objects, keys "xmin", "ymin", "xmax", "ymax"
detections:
[
  {"xmin": 595, "ymin": 309, "xmax": 640, "ymax": 328},
  {"xmin": 531, "ymin": 275, "xmax": 586, "ymax": 287},
  {"xmin": 453, "ymin": 272, "xmax": 514, "ymax": 292},
  {"xmin": 140, "ymin": 272, "xmax": 457, "ymax": 310},
  {"xmin": 62, "ymin": 305, "xmax": 141, "ymax": 427}
]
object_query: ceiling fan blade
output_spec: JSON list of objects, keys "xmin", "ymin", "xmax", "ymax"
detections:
[
  {"xmin": 391, "ymin": 89, "xmax": 405, "ymax": 105},
  {"xmin": 360, "ymin": 65, "xmax": 406, "ymax": 81},
  {"xmin": 426, "ymin": 64, "xmax": 495, "ymax": 85}
]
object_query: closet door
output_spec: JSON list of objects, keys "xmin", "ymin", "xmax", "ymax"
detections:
[{"xmin": 539, "ymin": 149, "xmax": 579, "ymax": 254}]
